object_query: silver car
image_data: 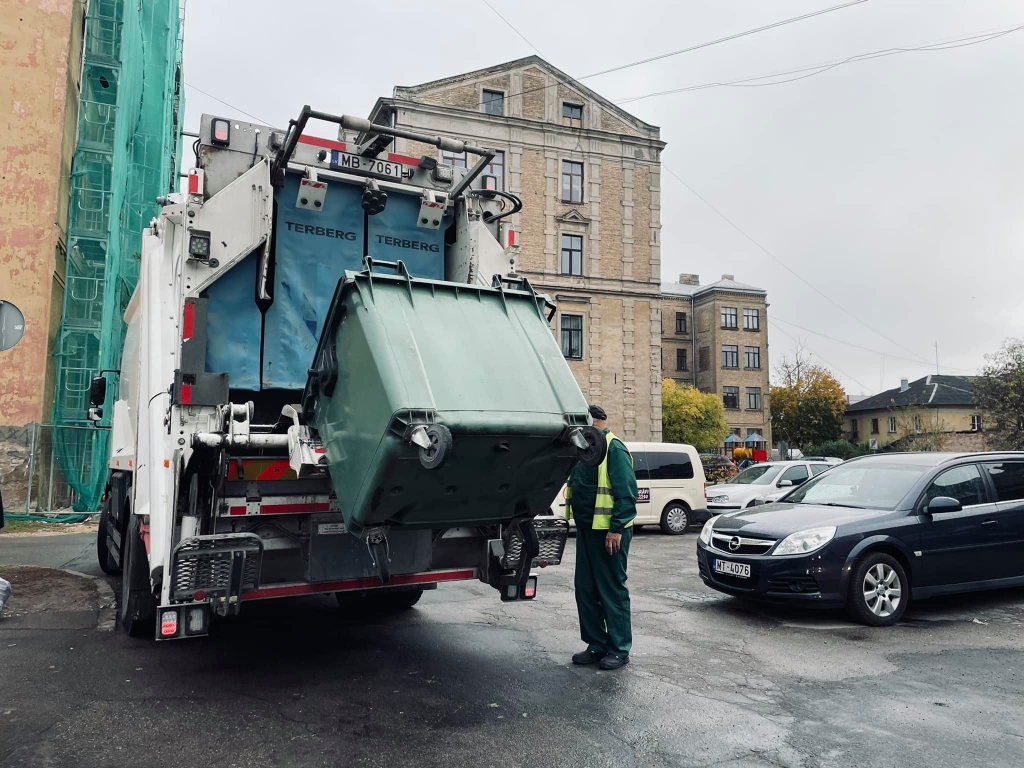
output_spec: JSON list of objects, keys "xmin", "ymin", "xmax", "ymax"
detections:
[{"xmin": 706, "ymin": 459, "xmax": 840, "ymax": 514}]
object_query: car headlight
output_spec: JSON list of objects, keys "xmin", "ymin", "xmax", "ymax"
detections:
[
  {"xmin": 699, "ymin": 517, "xmax": 715, "ymax": 544},
  {"xmin": 772, "ymin": 526, "xmax": 836, "ymax": 557},
  {"xmin": 710, "ymin": 495, "xmax": 729, "ymax": 503}
]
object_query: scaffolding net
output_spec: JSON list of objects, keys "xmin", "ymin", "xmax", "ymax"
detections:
[{"xmin": 52, "ymin": 0, "xmax": 184, "ymax": 512}]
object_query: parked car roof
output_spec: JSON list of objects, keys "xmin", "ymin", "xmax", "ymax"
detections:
[{"xmin": 846, "ymin": 451, "xmax": 1024, "ymax": 467}]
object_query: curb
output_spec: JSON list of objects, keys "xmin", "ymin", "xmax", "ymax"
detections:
[{"xmin": 61, "ymin": 568, "xmax": 117, "ymax": 632}]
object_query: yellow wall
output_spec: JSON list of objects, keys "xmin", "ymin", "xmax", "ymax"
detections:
[
  {"xmin": 847, "ymin": 407, "xmax": 982, "ymax": 446},
  {"xmin": 0, "ymin": 0, "xmax": 81, "ymax": 426}
]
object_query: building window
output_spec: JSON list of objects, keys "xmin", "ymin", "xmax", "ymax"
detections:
[
  {"xmin": 559, "ymin": 234, "xmax": 583, "ymax": 275},
  {"xmin": 722, "ymin": 386, "xmax": 740, "ymax": 410},
  {"xmin": 913, "ymin": 415, "xmax": 922, "ymax": 433},
  {"xmin": 676, "ymin": 348, "xmax": 687, "ymax": 371},
  {"xmin": 722, "ymin": 345, "xmax": 739, "ymax": 368},
  {"xmin": 743, "ymin": 308, "xmax": 760, "ymax": 331},
  {"xmin": 721, "ymin": 307, "xmax": 738, "ymax": 329},
  {"xmin": 441, "ymin": 150, "xmax": 467, "ymax": 169},
  {"xmin": 747, "ymin": 428, "xmax": 761, "ymax": 438},
  {"xmin": 561, "ymin": 160, "xmax": 583, "ymax": 203},
  {"xmin": 851, "ymin": 419, "xmax": 859, "ymax": 440},
  {"xmin": 732, "ymin": 428, "xmax": 742, "ymax": 437},
  {"xmin": 744, "ymin": 346, "xmax": 760, "ymax": 369},
  {"xmin": 888, "ymin": 416, "xmax": 897, "ymax": 433},
  {"xmin": 675, "ymin": 312, "xmax": 687, "ymax": 334},
  {"xmin": 562, "ymin": 102, "xmax": 583, "ymax": 128},
  {"xmin": 972, "ymin": 414, "xmax": 983, "ymax": 431},
  {"xmin": 485, "ymin": 150, "xmax": 504, "ymax": 191},
  {"xmin": 699, "ymin": 346, "xmax": 710, "ymax": 372},
  {"xmin": 482, "ymin": 89, "xmax": 504, "ymax": 116},
  {"xmin": 560, "ymin": 314, "xmax": 583, "ymax": 360},
  {"xmin": 871, "ymin": 418, "xmax": 879, "ymax": 434},
  {"xmin": 746, "ymin": 387, "xmax": 762, "ymax": 410}
]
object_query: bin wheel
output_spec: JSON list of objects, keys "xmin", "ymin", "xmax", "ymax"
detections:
[
  {"xmin": 577, "ymin": 426, "xmax": 607, "ymax": 468},
  {"xmin": 418, "ymin": 424, "xmax": 452, "ymax": 470}
]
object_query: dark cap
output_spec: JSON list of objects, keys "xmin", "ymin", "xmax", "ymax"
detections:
[{"xmin": 588, "ymin": 404, "xmax": 607, "ymax": 421}]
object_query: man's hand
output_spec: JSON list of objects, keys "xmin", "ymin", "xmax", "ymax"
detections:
[{"xmin": 605, "ymin": 532, "xmax": 622, "ymax": 555}]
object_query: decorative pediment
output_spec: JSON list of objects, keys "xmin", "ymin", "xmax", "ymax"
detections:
[{"xmin": 556, "ymin": 209, "xmax": 591, "ymax": 225}]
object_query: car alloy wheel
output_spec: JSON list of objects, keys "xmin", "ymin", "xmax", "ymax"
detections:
[
  {"xmin": 862, "ymin": 563, "xmax": 901, "ymax": 618},
  {"xmin": 846, "ymin": 552, "xmax": 908, "ymax": 627},
  {"xmin": 659, "ymin": 503, "xmax": 689, "ymax": 535}
]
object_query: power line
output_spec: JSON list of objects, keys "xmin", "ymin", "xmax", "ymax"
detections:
[
  {"xmin": 184, "ymin": 81, "xmax": 271, "ymax": 125},
  {"xmin": 580, "ymin": 0, "xmax": 869, "ymax": 80},
  {"xmin": 660, "ymin": 164, "xmax": 934, "ymax": 365},
  {"xmin": 770, "ymin": 321, "xmax": 875, "ymax": 393},
  {"xmin": 771, "ymin": 316, "xmax": 978, "ymax": 374},
  {"xmin": 616, "ymin": 23, "xmax": 1024, "ymax": 104},
  {"xmin": 473, "ymin": 0, "xmax": 869, "ymax": 111}
]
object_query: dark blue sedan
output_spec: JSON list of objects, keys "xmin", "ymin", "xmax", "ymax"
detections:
[{"xmin": 696, "ymin": 452, "xmax": 1024, "ymax": 625}]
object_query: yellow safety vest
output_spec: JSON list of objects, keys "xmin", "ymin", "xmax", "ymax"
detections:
[{"xmin": 566, "ymin": 431, "xmax": 634, "ymax": 530}]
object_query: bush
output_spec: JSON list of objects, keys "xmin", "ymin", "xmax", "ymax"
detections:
[{"xmin": 801, "ymin": 439, "xmax": 872, "ymax": 460}]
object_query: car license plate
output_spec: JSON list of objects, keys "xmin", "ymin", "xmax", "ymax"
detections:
[
  {"xmin": 331, "ymin": 150, "xmax": 403, "ymax": 179},
  {"xmin": 714, "ymin": 559, "xmax": 751, "ymax": 578},
  {"xmin": 637, "ymin": 488, "xmax": 650, "ymax": 503}
]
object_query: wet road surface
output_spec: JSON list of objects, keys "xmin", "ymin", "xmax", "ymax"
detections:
[{"xmin": 1, "ymin": 529, "xmax": 1023, "ymax": 767}]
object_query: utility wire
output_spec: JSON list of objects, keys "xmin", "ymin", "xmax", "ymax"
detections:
[
  {"xmin": 661, "ymin": 164, "xmax": 933, "ymax": 365},
  {"xmin": 770, "ymin": 321, "xmax": 875, "ymax": 393},
  {"xmin": 472, "ymin": 0, "xmax": 868, "ymax": 111},
  {"xmin": 184, "ymin": 81, "xmax": 272, "ymax": 125},
  {"xmin": 616, "ymin": 23, "xmax": 1024, "ymax": 103},
  {"xmin": 771, "ymin": 316, "xmax": 978, "ymax": 375}
]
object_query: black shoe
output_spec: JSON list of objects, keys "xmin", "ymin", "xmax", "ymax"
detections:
[
  {"xmin": 598, "ymin": 654, "xmax": 629, "ymax": 670},
  {"xmin": 572, "ymin": 649, "xmax": 606, "ymax": 665}
]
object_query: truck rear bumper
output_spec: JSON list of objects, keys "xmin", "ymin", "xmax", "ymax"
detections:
[{"xmin": 241, "ymin": 567, "xmax": 477, "ymax": 601}]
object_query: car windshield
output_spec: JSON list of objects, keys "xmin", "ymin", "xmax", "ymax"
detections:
[
  {"xmin": 785, "ymin": 462, "xmax": 928, "ymax": 510},
  {"xmin": 728, "ymin": 465, "xmax": 782, "ymax": 485}
]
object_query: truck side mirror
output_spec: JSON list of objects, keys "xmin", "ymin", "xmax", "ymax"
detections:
[{"xmin": 89, "ymin": 375, "xmax": 107, "ymax": 407}]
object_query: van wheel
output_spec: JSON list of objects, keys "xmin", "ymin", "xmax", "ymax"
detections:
[{"xmin": 659, "ymin": 503, "xmax": 690, "ymax": 535}]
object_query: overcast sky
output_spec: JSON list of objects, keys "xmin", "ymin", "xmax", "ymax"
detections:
[{"xmin": 183, "ymin": 0, "xmax": 1023, "ymax": 396}]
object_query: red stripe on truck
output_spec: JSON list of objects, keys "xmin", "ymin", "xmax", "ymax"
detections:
[
  {"xmin": 242, "ymin": 569, "xmax": 477, "ymax": 601},
  {"xmin": 182, "ymin": 301, "xmax": 195, "ymax": 341},
  {"xmin": 260, "ymin": 502, "xmax": 331, "ymax": 515},
  {"xmin": 298, "ymin": 135, "xmax": 346, "ymax": 152}
]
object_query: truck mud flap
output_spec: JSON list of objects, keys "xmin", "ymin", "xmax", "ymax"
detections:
[{"xmin": 171, "ymin": 533, "xmax": 263, "ymax": 615}]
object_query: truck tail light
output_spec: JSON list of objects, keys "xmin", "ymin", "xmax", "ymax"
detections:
[
  {"xmin": 523, "ymin": 575, "xmax": 537, "ymax": 599},
  {"xmin": 211, "ymin": 118, "xmax": 230, "ymax": 146},
  {"xmin": 160, "ymin": 609, "xmax": 178, "ymax": 637},
  {"xmin": 186, "ymin": 606, "xmax": 208, "ymax": 636}
]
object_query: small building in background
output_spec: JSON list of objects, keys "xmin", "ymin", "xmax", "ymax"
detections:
[
  {"xmin": 844, "ymin": 375, "xmax": 986, "ymax": 451},
  {"xmin": 661, "ymin": 273, "xmax": 771, "ymax": 449}
]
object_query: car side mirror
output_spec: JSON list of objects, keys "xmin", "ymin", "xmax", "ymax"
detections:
[
  {"xmin": 778, "ymin": 479, "xmax": 793, "ymax": 488},
  {"xmin": 926, "ymin": 496, "xmax": 962, "ymax": 514},
  {"xmin": 89, "ymin": 375, "xmax": 107, "ymax": 407}
]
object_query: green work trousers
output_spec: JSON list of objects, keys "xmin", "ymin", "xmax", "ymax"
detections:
[{"xmin": 574, "ymin": 523, "xmax": 632, "ymax": 657}]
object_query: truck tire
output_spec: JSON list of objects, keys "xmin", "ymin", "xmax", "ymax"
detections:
[
  {"xmin": 120, "ymin": 516, "xmax": 156, "ymax": 638},
  {"xmin": 96, "ymin": 495, "xmax": 120, "ymax": 575},
  {"xmin": 336, "ymin": 589, "xmax": 424, "ymax": 613}
]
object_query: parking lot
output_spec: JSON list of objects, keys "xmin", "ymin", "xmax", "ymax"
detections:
[{"xmin": 2, "ymin": 529, "xmax": 1024, "ymax": 768}]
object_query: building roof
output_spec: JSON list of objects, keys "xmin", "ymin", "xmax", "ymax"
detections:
[
  {"xmin": 661, "ymin": 277, "xmax": 767, "ymax": 299},
  {"xmin": 389, "ymin": 55, "xmax": 658, "ymax": 135},
  {"xmin": 845, "ymin": 375, "xmax": 978, "ymax": 413}
]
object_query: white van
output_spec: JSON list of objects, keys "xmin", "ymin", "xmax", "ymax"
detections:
[{"xmin": 550, "ymin": 441, "xmax": 709, "ymax": 534}]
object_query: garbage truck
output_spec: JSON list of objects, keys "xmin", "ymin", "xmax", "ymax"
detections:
[{"xmin": 88, "ymin": 107, "xmax": 608, "ymax": 639}]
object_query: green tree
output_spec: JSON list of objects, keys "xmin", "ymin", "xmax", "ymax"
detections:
[
  {"xmin": 662, "ymin": 379, "xmax": 731, "ymax": 450},
  {"xmin": 974, "ymin": 339, "xmax": 1024, "ymax": 449},
  {"xmin": 770, "ymin": 350, "xmax": 847, "ymax": 448}
]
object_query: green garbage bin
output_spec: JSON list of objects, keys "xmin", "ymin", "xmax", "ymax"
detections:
[{"xmin": 302, "ymin": 262, "xmax": 591, "ymax": 535}]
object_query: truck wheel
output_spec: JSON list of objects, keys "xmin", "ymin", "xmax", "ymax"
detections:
[
  {"xmin": 659, "ymin": 502, "xmax": 690, "ymax": 535},
  {"xmin": 120, "ymin": 516, "xmax": 156, "ymax": 638},
  {"xmin": 96, "ymin": 495, "xmax": 120, "ymax": 575}
]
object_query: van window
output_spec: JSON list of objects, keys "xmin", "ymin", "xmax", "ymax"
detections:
[
  {"xmin": 647, "ymin": 451, "xmax": 694, "ymax": 481},
  {"xmin": 632, "ymin": 451, "xmax": 650, "ymax": 481}
]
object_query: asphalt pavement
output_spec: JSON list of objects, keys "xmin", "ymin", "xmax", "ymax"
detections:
[{"xmin": 1, "ymin": 529, "xmax": 1023, "ymax": 768}]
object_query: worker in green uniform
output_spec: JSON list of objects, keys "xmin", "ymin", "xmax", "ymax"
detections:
[{"xmin": 566, "ymin": 405, "xmax": 638, "ymax": 670}]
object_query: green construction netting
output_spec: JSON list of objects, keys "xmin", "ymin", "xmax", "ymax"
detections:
[{"xmin": 52, "ymin": 0, "xmax": 184, "ymax": 512}]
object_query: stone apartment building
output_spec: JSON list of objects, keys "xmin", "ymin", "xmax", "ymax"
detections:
[
  {"xmin": 365, "ymin": 56, "xmax": 667, "ymax": 441},
  {"xmin": 661, "ymin": 274, "xmax": 771, "ymax": 446}
]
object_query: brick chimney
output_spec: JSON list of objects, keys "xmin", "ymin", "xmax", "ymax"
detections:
[
  {"xmin": 678, "ymin": 273, "xmax": 700, "ymax": 285},
  {"xmin": 900, "ymin": 378, "xmax": 909, "ymax": 392}
]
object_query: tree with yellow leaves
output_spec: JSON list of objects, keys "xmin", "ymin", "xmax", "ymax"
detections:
[
  {"xmin": 770, "ymin": 349, "xmax": 847, "ymax": 448},
  {"xmin": 662, "ymin": 379, "xmax": 731, "ymax": 449}
]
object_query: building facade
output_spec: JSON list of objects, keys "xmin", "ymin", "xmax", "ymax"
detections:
[
  {"xmin": 661, "ymin": 274, "xmax": 771, "ymax": 446},
  {"xmin": 845, "ymin": 375, "xmax": 986, "ymax": 451},
  {"xmin": 367, "ymin": 56, "xmax": 667, "ymax": 441},
  {"xmin": 0, "ymin": 0, "xmax": 86, "ymax": 428}
]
